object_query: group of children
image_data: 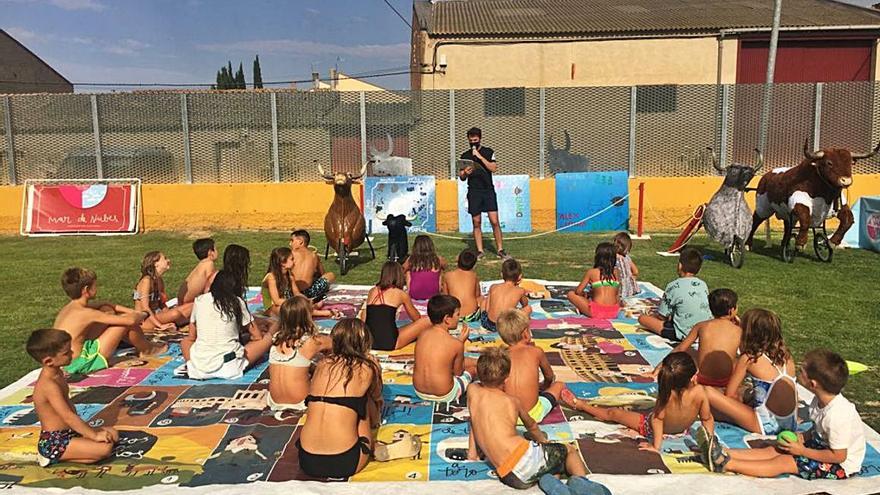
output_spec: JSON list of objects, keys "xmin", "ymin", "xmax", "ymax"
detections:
[{"xmin": 25, "ymin": 230, "xmax": 867, "ymax": 490}]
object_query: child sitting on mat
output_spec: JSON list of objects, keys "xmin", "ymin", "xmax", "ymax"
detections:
[
  {"xmin": 638, "ymin": 246, "xmax": 711, "ymax": 342},
  {"xmin": 28, "ymin": 328, "xmax": 119, "ymax": 466},
  {"xmin": 561, "ymin": 352, "xmax": 716, "ymax": 454},
  {"xmin": 497, "ymin": 309, "xmax": 566, "ymax": 424},
  {"xmin": 613, "ymin": 232, "xmax": 640, "ymax": 299},
  {"xmin": 177, "ymin": 238, "xmax": 218, "ymax": 305},
  {"xmin": 703, "ymin": 308, "xmax": 798, "ymax": 436},
  {"xmin": 262, "ymin": 247, "xmax": 341, "ymax": 319},
  {"xmin": 467, "ymin": 347, "xmax": 587, "ymax": 489},
  {"xmin": 413, "ymin": 295, "xmax": 475, "ymax": 403},
  {"xmin": 566, "ymin": 242, "xmax": 621, "ymax": 319},
  {"xmin": 662, "ymin": 288, "xmax": 741, "ymax": 389},
  {"xmin": 360, "ymin": 261, "xmax": 432, "ymax": 351},
  {"xmin": 289, "ymin": 230, "xmax": 335, "ymax": 302},
  {"xmin": 706, "ymin": 349, "xmax": 865, "ymax": 479},
  {"xmin": 181, "ymin": 270, "xmax": 273, "ymax": 380},
  {"xmin": 55, "ymin": 267, "xmax": 164, "ymax": 375},
  {"xmin": 267, "ymin": 296, "xmax": 331, "ymax": 412},
  {"xmin": 482, "ymin": 258, "xmax": 532, "ymax": 332},
  {"xmin": 441, "ymin": 249, "xmax": 483, "ymax": 323},
  {"xmin": 403, "ymin": 235, "xmax": 447, "ymax": 301},
  {"xmin": 135, "ymin": 251, "xmax": 192, "ymax": 331}
]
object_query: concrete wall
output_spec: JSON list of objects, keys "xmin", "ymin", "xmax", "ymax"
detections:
[
  {"xmin": 415, "ymin": 36, "xmax": 739, "ymax": 90},
  {"xmin": 2, "ymin": 174, "xmax": 878, "ymax": 234},
  {"xmin": 0, "ymin": 32, "xmax": 72, "ymax": 94}
]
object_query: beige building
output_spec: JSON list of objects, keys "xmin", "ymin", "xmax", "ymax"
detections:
[
  {"xmin": 411, "ymin": 0, "xmax": 880, "ymax": 90},
  {"xmin": 0, "ymin": 29, "xmax": 72, "ymax": 94}
]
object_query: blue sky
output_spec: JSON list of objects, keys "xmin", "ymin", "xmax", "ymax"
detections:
[
  {"xmin": 2, "ymin": 0, "xmax": 878, "ymax": 92},
  {"xmin": 2, "ymin": 0, "xmax": 413, "ymax": 90}
]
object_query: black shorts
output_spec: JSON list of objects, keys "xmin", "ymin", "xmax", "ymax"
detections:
[
  {"xmin": 467, "ymin": 189, "xmax": 498, "ymax": 216},
  {"xmin": 660, "ymin": 319, "xmax": 681, "ymax": 342}
]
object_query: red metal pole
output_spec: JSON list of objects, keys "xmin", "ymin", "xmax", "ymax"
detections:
[{"xmin": 637, "ymin": 182, "xmax": 645, "ymax": 237}]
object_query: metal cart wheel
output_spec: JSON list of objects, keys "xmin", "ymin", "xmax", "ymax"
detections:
[
  {"xmin": 813, "ymin": 228, "xmax": 833, "ymax": 263},
  {"xmin": 728, "ymin": 236, "xmax": 745, "ymax": 269}
]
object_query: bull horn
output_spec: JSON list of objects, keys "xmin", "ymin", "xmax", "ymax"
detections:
[
  {"xmin": 352, "ymin": 161, "xmax": 367, "ymax": 180},
  {"xmin": 852, "ymin": 140, "xmax": 880, "ymax": 160},
  {"xmin": 368, "ymin": 143, "xmax": 378, "ymax": 157},
  {"xmin": 386, "ymin": 133, "xmax": 394, "ymax": 156},
  {"xmin": 753, "ymin": 148, "xmax": 764, "ymax": 172},
  {"xmin": 564, "ymin": 130, "xmax": 571, "ymax": 151},
  {"xmin": 315, "ymin": 160, "xmax": 333, "ymax": 180},
  {"xmin": 803, "ymin": 138, "xmax": 825, "ymax": 160},
  {"xmin": 706, "ymin": 147, "xmax": 724, "ymax": 173}
]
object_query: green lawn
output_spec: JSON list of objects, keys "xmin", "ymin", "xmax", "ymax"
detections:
[{"xmin": 1, "ymin": 230, "xmax": 877, "ymax": 429}]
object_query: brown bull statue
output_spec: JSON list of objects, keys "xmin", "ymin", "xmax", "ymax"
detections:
[
  {"xmin": 746, "ymin": 139, "xmax": 880, "ymax": 250},
  {"xmin": 318, "ymin": 161, "xmax": 367, "ymax": 255}
]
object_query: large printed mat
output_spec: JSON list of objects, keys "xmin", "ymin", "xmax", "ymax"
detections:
[{"xmin": 0, "ymin": 280, "xmax": 878, "ymax": 495}]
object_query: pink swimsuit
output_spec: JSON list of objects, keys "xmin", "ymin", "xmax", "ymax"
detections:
[{"xmin": 409, "ymin": 270, "xmax": 441, "ymax": 300}]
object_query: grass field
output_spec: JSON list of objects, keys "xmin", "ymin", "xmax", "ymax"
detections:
[{"xmin": 0, "ymin": 230, "xmax": 877, "ymax": 430}]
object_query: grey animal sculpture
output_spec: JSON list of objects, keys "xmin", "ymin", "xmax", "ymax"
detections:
[
  {"xmin": 547, "ymin": 130, "xmax": 590, "ymax": 174},
  {"xmin": 369, "ymin": 134, "xmax": 413, "ymax": 176}
]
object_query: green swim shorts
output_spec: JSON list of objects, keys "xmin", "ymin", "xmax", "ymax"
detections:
[{"xmin": 64, "ymin": 339, "xmax": 109, "ymax": 375}]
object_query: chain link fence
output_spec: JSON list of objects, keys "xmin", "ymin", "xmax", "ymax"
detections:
[{"xmin": 3, "ymin": 82, "xmax": 880, "ymax": 185}]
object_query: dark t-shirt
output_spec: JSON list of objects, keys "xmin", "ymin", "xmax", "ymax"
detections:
[{"xmin": 460, "ymin": 146, "xmax": 496, "ymax": 192}]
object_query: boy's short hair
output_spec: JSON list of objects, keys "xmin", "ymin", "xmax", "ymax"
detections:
[
  {"xmin": 427, "ymin": 294, "xmax": 461, "ymax": 324},
  {"xmin": 477, "ymin": 346, "xmax": 510, "ymax": 387},
  {"xmin": 497, "ymin": 309, "xmax": 530, "ymax": 345},
  {"xmin": 708, "ymin": 288, "xmax": 738, "ymax": 318},
  {"xmin": 501, "ymin": 258, "xmax": 522, "ymax": 282},
  {"xmin": 466, "ymin": 127, "xmax": 481, "ymax": 138},
  {"xmin": 193, "ymin": 238, "xmax": 215, "ymax": 260},
  {"xmin": 679, "ymin": 247, "xmax": 703, "ymax": 274},
  {"xmin": 61, "ymin": 267, "xmax": 96, "ymax": 299},
  {"xmin": 26, "ymin": 329, "xmax": 71, "ymax": 363},
  {"xmin": 613, "ymin": 232, "xmax": 632, "ymax": 255},
  {"xmin": 803, "ymin": 349, "xmax": 849, "ymax": 394},
  {"xmin": 290, "ymin": 229, "xmax": 310, "ymax": 246},
  {"xmin": 457, "ymin": 249, "xmax": 477, "ymax": 270}
]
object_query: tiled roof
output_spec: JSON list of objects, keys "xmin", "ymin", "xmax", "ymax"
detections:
[{"xmin": 416, "ymin": 0, "xmax": 880, "ymax": 37}]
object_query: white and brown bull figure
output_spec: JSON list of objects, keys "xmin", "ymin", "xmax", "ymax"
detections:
[
  {"xmin": 318, "ymin": 161, "xmax": 367, "ymax": 255},
  {"xmin": 746, "ymin": 139, "xmax": 879, "ymax": 250}
]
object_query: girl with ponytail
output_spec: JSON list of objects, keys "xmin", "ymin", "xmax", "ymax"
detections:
[{"xmin": 560, "ymin": 352, "xmax": 716, "ymax": 452}]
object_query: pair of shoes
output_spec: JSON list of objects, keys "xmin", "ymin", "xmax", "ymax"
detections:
[
  {"xmin": 696, "ymin": 425, "xmax": 727, "ymax": 473},
  {"xmin": 497, "ymin": 249, "xmax": 510, "ymax": 260},
  {"xmin": 374, "ymin": 429, "xmax": 422, "ymax": 461},
  {"xmin": 476, "ymin": 251, "xmax": 485, "ymax": 259}
]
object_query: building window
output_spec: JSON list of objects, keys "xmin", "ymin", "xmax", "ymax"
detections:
[
  {"xmin": 636, "ymin": 85, "xmax": 677, "ymax": 113},
  {"xmin": 484, "ymin": 88, "xmax": 525, "ymax": 116}
]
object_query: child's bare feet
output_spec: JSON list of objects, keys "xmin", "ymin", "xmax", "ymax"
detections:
[
  {"xmin": 141, "ymin": 342, "xmax": 168, "ymax": 357},
  {"xmin": 560, "ymin": 387, "xmax": 579, "ymax": 409}
]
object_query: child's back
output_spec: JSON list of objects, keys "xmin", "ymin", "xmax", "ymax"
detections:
[
  {"xmin": 443, "ymin": 267, "xmax": 480, "ymax": 318},
  {"xmin": 505, "ymin": 344, "xmax": 544, "ymax": 410},
  {"xmin": 485, "ymin": 282, "xmax": 528, "ymax": 321},
  {"xmin": 413, "ymin": 325, "xmax": 462, "ymax": 396},
  {"xmin": 468, "ymin": 382, "xmax": 524, "ymax": 464},
  {"xmin": 695, "ymin": 318, "xmax": 741, "ymax": 386}
]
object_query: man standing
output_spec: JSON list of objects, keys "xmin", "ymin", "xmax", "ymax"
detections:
[{"xmin": 459, "ymin": 127, "xmax": 507, "ymax": 259}]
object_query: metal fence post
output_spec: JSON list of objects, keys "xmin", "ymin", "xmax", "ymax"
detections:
[
  {"xmin": 628, "ymin": 86, "xmax": 637, "ymax": 177},
  {"xmin": 3, "ymin": 97, "xmax": 16, "ymax": 185},
  {"xmin": 539, "ymin": 87, "xmax": 546, "ymax": 179},
  {"xmin": 720, "ymin": 84, "xmax": 730, "ymax": 169},
  {"xmin": 813, "ymin": 82, "xmax": 823, "ymax": 149},
  {"xmin": 270, "ymin": 92, "xmax": 280, "ymax": 182},
  {"xmin": 90, "ymin": 94, "xmax": 103, "ymax": 179},
  {"xmin": 448, "ymin": 89, "xmax": 456, "ymax": 180},
  {"xmin": 359, "ymin": 91, "xmax": 367, "ymax": 167},
  {"xmin": 180, "ymin": 94, "xmax": 193, "ymax": 183}
]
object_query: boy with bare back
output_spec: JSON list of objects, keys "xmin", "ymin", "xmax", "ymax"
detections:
[
  {"xmin": 467, "ymin": 347, "xmax": 586, "ymax": 489},
  {"xmin": 481, "ymin": 258, "xmax": 532, "ymax": 332},
  {"xmin": 497, "ymin": 309, "xmax": 566, "ymax": 424},
  {"xmin": 441, "ymin": 249, "xmax": 483, "ymax": 323},
  {"xmin": 413, "ymin": 294, "xmax": 475, "ymax": 403},
  {"xmin": 28, "ymin": 328, "xmax": 118, "ymax": 466},
  {"xmin": 55, "ymin": 268, "xmax": 166, "ymax": 375},
  {"xmin": 288, "ymin": 230, "xmax": 335, "ymax": 302},
  {"xmin": 177, "ymin": 238, "xmax": 218, "ymax": 304},
  {"xmin": 661, "ymin": 288, "xmax": 741, "ymax": 389}
]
